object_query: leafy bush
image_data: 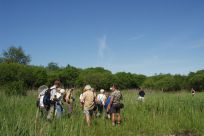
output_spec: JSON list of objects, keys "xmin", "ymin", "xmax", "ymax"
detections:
[
  {"xmin": 188, "ymin": 70, "xmax": 204, "ymax": 91},
  {"xmin": 142, "ymin": 74, "xmax": 181, "ymax": 91},
  {"xmin": 76, "ymin": 67, "xmax": 113, "ymax": 90},
  {"xmin": 4, "ymin": 81, "xmax": 27, "ymax": 96}
]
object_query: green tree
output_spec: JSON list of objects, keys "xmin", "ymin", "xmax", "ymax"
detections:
[
  {"xmin": 0, "ymin": 63, "xmax": 19, "ymax": 85},
  {"xmin": 142, "ymin": 74, "xmax": 181, "ymax": 91},
  {"xmin": 113, "ymin": 72, "xmax": 133, "ymax": 89},
  {"xmin": 112, "ymin": 72, "xmax": 146, "ymax": 89},
  {"xmin": 59, "ymin": 65, "xmax": 80, "ymax": 88},
  {"xmin": 32, "ymin": 66, "xmax": 48, "ymax": 88},
  {"xmin": 47, "ymin": 62, "xmax": 60, "ymax": 70},
  {"xmin": 1, "ymin": 46, "xmax": 31, "ymax": 64},
  {"xmin": 76, "ymin": 67, "xmax": 113, "ymax": 90},
  {"xmin": 188, "ymin": 70, "xmax": 204, "ymax": 91},
  {"xmin": 155, "ymin": 75, "xmax": 180, "ymax": 91}
]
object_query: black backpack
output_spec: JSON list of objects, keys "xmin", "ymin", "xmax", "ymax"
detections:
[{"xmin": 43, "ymin": 89, "xmax": 51, "ymax": 110}]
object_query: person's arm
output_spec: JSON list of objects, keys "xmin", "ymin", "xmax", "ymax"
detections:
[
  {"xmin": 81, "ymin": 93, "xmax": 86, "ymax": 107},
  {"xmin": 79, "ymin": 95, "xmax": 84, "ymax": 108}
]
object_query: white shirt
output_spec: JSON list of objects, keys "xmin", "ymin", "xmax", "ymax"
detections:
[
  {"xmin": 55, "ymin": 91, "xmax": 63, "ymax": 104},
  {"xmin": 39, "ymin": 95, "xmax": 44, "ymax": 108},
  {"xmin": 38, "ymin": 88, "xmax": 47, "ymax": 108},
  {"xmin": 97, "ymin": 94, "xmax": 106, "ymax": 105},
  {"xmin": 50, "ymin": 85, "xmax": 57, "ymax": 101}
]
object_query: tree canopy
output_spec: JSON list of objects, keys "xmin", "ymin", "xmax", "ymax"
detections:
[
  {"xmin": 0, "ymin": 46, "xmax": 204, "ymax": 95},
  {"xmin": 1, "ymin": 46, "xmax": 31, "ymax": 64}
]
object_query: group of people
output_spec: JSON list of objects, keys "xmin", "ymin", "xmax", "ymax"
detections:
[
  {"xmin": 37, "ymin": 80, "xmax": 124, "ymax": 127},
  {"xmin": 37, "ymin": 80, "xmax": 75, "ymax": 120},
  {"xmin": 79, "ymin": 84, "xmax": 124, "ymax": 126}
]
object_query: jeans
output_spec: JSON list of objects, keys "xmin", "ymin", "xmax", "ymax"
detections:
[{"xmin": 55, "ymin": 103, "xmax": 63, "ymax": 118}]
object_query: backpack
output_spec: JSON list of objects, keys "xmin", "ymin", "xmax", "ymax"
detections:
[
  {"xmin": 43, "ymin": 89, "xmax": 51, "ymax": 110},
  {"xmin": 104, "ymin": 96, "xmax": 111, "ymax": 110}
]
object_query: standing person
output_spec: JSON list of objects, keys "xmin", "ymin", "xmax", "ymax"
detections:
[
  {"xmin": 138, "ymin": 88, "xmax": 145, "ymax": 102},
  {"xmin": 37, "ymin": 86, "xmax": 48, "ymax": 118},
  {"xmin": 55, "ymin": 88, "xmax": 65, "ymax": 118},
  {"xmin": 47, "ymin": 80, "xmax": 61, "ymax": 121},
  {"xmin": 96, "ymin": 89, "xmax": 107, "ymax": 117},
  {"xmin": 107, "ymin": 85, "xmax": 123, "ymax": 126},
  {"xmin": 81, "ymin": 85, "xmax": 95, "ymax": 127},
  {"xmin": 64, "ymin": 88, "xmax": 75, "ymax": 116},
  {"xmin": 191, "ymin": 88, "xmax": 196, "ymax": 96}
]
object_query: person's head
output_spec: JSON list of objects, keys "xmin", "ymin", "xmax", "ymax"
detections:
[
  {"xmin": 54, "ymin": 80, "xmax": 61, "ymax": 88},
  {"xmin": 100, "ymin": 89, "xmax": 105, "ymax": 94},
  {"xmin": 110, "ymin": 84, "xmax": 117, "ymax": 92},
  {"xmin": 84, "ymin": 85, "xmax": 92, "ymax": 91}
]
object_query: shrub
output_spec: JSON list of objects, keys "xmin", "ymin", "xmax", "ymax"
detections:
[{"xmin": 4, "ymin": 81, "xmax": 27, "ymax": 96}]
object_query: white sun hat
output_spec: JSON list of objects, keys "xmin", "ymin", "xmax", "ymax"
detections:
[
  {"xmin": 100, "ymin": 89, "xmax": 105, "ymax": 94},
  {"xmin": 84, "ymin": 85, "xmax": 92, "ymax": 91}
]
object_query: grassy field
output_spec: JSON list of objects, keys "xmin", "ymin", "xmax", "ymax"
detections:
[{"xmin": 0, "ymin": 90, "xmax": 204, "ymax": 136}]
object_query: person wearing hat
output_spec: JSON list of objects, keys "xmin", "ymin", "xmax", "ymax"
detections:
[
  {"xmin": 96, "ymin": 89, "xmax": 107, "ymax": 117},
  {"xmin": 81, "ymin": 85, "xmax": 95, "ymax": 126}
]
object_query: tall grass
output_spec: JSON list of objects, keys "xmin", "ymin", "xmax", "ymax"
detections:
[{"xmin": 0, "ymin": 90, "xmax": 204, "ymax": 136}]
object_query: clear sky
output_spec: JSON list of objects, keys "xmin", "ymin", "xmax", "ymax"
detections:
[{"xmin": 1, "ymin": 0, "xmax": 204, "ymax": 75}]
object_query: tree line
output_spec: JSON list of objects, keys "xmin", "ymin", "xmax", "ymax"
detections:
[{"xmin": 0, "ymin": 46, "xmax": 204, "ymax": 95}]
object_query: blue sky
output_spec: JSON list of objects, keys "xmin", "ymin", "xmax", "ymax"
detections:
[{"xmin": 0, "ymin": 0, "xmax": 204, "ymax": 75}]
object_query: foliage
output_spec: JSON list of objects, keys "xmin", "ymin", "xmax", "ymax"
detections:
[
  {"xmin": 31, "ymin": 66, "xmax": 48, "ymax": 88},
  {"xmin": 1, "ymin": 46, "xmax": 204, "ymax": 93},
  {"xmin": 142, "ymin": 74, "xmax": 182, "ymax": 91},
  {"xmin": 59, "ymin": 65, "xmax": 81, "ymax": 88},
  {"xmin": 76, "ymin": 67, "xmax": 113, "ymax": 90},
  {"xmin": 0, "ymin": 63, "xmax": 47, "ymax": 91},
  {"xmin": 47, "ymin": 62, "xmax": 60, "ymax": 71},
  {"xmin": 1, "ymin": 46, "xmax": 31, "ymax": 64},
  {"xmin": 113, "ymin": 72, "xmax": 146, "ymax": 89},
  {"xmin": 188, "ymin": 70, "xmax": 204, "ymax": 91},
  {"xmin": 1, "ymin": 61, "xmax": 204, "ymax": 93},
  {"xmin": 4, "ymin": 81, "xmax": 26, "ymax": 96}
]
